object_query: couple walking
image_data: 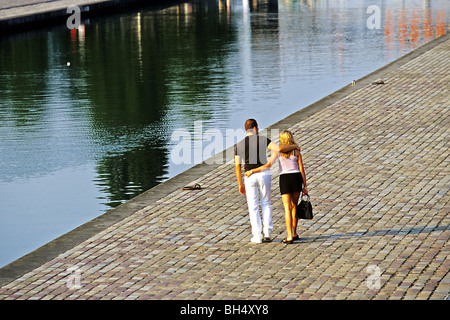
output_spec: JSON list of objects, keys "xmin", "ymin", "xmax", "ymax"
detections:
[{"xmin": 234, "ymin": 119, "xmax": 308, "ymax": 244}]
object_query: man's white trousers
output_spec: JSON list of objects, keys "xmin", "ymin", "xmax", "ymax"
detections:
[{"xmin": 244, "ymin": 172, "xmax": 273, "ymax": 241}]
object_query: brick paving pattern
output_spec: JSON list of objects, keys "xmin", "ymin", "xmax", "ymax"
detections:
[{"xmin": 0, "ymin": 36, "xmax": 449, "ymax": 300}]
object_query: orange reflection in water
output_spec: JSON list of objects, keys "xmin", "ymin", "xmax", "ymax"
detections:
[
  {"xmin": 384, "ymin": 6, "xmax": 448, "ymax": 54},
  {"xmin": 409, "ymin": 8, "xmax": 420, "ymax": 48},
  {"xmin": 436, "ymin": 9, "xmax": 447, "ymax": 37}
]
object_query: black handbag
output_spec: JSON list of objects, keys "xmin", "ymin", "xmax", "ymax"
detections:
[{"xmin": 297, "ymin": 194, "xmax": 313, "ymax": 219}]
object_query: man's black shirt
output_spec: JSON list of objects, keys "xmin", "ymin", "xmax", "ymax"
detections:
[{"xmin": 234, "ymin": 135, "xmax": 271, "ymax": 172}]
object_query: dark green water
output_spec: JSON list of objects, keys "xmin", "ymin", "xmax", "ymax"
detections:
[{"xmin": 0, "ymin": 0, "xmax": 448, "ymax": 267}]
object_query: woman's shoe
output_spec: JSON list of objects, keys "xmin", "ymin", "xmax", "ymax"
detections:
[
  {"xmin": 292, "ymin": 235, "xmax": 299, "ymax": 241},
  {"xmin": 282, "ymin": 238, "xmax": 293, "ymax": 244}
]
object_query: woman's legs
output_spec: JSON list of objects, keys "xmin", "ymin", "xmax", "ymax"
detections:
[
  {"xmin": 281, "ymin": 193, "xmax": 293, "ymax": 241},
  {"xmin": 282, "ymin": 192, "xmax": 301, "ymax": 241},
  {"xmin": 290, "ymin": 191, "xmax": 300, "ymax": 238}
]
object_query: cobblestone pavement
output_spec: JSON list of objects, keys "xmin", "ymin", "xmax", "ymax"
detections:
[{"xmin": 0, "ymin": 35, "xmax": 449, "ymax": 300}]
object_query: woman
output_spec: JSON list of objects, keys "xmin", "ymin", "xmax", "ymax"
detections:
[{"xmin": 245, "ymin": 130, "xmax": 308, "ymax": 244}]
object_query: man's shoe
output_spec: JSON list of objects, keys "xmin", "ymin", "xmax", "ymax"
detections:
[
  {"xmin": 262, "ymin": 237, "xmax": 272, "ymax": 243},
  {"xmin": 250, "ymin": 236, "xmax": 262, "ymax": 244}
]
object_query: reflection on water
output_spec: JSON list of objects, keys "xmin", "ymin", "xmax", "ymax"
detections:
[{"xmin": 0, "ymin": 0, "xmax": 448, "ymax": 267}]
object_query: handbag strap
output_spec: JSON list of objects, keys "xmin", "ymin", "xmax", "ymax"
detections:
[{"xmin": 301, "ymin": 194, "xmax": 310, "ymax": 202}]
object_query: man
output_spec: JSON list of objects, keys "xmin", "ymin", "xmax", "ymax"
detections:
[{"xmin": 234, "ymin": 119, "xmax": 298, "ymax": 244}]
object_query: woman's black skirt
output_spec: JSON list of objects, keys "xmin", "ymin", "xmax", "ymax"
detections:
[{"xmin": 279, "ymin": 172, "xmax": 303, "ymax": 195}]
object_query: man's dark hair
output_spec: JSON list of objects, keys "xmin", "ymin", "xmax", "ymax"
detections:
[{"xmin": 245, "ymin": 119, "xmax": 258, "ymax": 131}]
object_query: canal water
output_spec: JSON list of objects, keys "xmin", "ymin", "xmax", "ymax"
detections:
[{"xmin": 0, "ymin": 0, "xmax": 448, "ymax": 268}]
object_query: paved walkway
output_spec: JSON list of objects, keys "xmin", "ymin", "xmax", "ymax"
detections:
[
  {"xmin": 0, "ymin": 0, "xmax": 165, "ymax": 31},
  {"xmin": 0, "ymin": 34, "xmax": 449, "ymax": 300},
  {"xmin": 0, "ymin": 0, "xmax": 109, "ymax": 21}
]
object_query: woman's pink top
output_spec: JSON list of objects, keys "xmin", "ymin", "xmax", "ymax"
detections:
[{"xmin": 278, "ymin": 151, "xmax": 300, "ymax": 175}]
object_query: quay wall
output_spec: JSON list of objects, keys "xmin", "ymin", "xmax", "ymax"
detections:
[{"xmin": 0, "ymin": 0, "xmax": 183, "ymax": 34}]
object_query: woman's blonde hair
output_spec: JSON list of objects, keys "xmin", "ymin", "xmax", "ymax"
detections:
[{"xmin": 279, "ymin": 130, "xmax": 296, "ymax": 158}]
